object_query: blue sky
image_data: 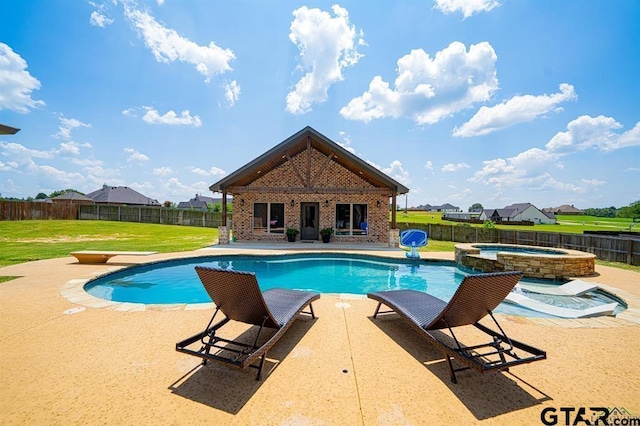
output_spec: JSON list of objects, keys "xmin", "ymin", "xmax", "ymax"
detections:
[{"xmin": 1, "ymin": 0, "xmax": 638, "ymax": 209}]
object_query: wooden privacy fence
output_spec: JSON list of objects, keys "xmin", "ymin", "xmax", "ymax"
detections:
[
  {"xmin": 0, "ymin": 201, "xmax": 78, "ymax": 220},
  {"xmin": 398, "ymin": 222, "xmax": 640, "ymax": 266},
  {"xmin": 77, "ymin": 205, "xmax": 229, "ymax": 228}
]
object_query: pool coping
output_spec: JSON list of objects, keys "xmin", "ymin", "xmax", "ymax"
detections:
[{"xmin": 58, "ymin": 249, "xmax": 640, "ymax": 328}]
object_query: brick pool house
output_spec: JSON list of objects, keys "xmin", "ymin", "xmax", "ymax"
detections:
[{"xmin": 210, "ymin": 126, "xmax": 409, "ymax": 245}]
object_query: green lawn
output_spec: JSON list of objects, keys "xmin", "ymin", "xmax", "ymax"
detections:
[
  {"xmin": 393, "ymin": 211, "xmax": 637, "ymax": 234},
  {"xmin": 0, "ymin": 220, "xmax": 218, "ymax": 268},
  {"xmin": 0, "ymin": 219, "xmax": 637, "ymax": 274}
]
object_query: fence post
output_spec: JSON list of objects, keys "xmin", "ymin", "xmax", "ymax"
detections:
[{"xmin": 628, "ymin": 239, "xmax": 633, "ymax": 265}]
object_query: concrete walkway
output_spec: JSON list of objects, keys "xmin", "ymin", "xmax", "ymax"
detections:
[{"xmin": 1, "ymin": 247, "xmax": 639, "ymax": 425}]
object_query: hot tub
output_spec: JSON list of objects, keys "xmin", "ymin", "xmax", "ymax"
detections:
[{"xmin": 455, "ymin": 243, "xmax": 596, "ymax": 279}]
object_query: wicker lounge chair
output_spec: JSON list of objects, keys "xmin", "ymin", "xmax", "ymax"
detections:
[
  {"xmin": 368, "ymin": 271, "xmax": 546, "ymax": 383},
  {"xmin": 176, "ymin": 267, "xmax": 320, "ymax": 380}
]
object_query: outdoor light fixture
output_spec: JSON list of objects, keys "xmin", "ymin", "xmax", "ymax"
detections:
[
  {"xmin": 376, "ymin": 200, "xmax": 381, "ymax": 207},
  {"xmin": 240, "ymin": 199, "xmax": 245, "ymax": 206},
  {"xmin": 325, "ymin": 200, "xmax": 329, "ymax": 207},
  {"xmin": 290, "ymin": 199, "xmax": 295, "ymax": 207}
]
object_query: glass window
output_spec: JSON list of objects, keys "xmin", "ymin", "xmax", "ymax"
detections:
[
  {"xmin": 253, "ymin": 202, "xmax": 285, "ymax": 234},
  {"xmin": 335, "ymin": 203, "xmax": 367, "ymax": 236}
]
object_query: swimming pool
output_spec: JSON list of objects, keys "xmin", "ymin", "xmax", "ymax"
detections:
[{"xmin": 83, "ymin": 253, "xmax": 621, "ymax": 318}]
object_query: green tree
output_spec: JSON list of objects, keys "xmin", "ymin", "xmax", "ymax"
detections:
[
  {"xmin": 617, "ymin": 200, "xmax": 640, "ymax": 219},
  {"xmin": 35, "ymin": 192, "xmax": 48, "ymax": 199},
  {"xmin": 49, "ymin": 189, "xmax": 84, "ymax": 198},
  {"xmin": 469, "ymin": 203, "xmax": 483, "ymax": 212}
]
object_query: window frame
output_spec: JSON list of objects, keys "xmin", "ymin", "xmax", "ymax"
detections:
[
  {"xmin": 335, "ymin": 203, "xmax": 368, "ymax": 236},
  {"xmin": 253, "ymin": 202, "xmax": 285, "ymax": 234}
]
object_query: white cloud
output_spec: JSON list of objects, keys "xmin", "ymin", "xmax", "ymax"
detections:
[
  {"xmin": 190, "ymin": 166, "xmax": 226, "ymax": 177},
  {"xmin": 0, "ymin": 141, "xmax": 54, "ymax": 160},
  {"xmin": 53, "ymin": 116, "xmax": 91, "ymax": 140},
  {"xmin": 441, "ymin": 162, "xmax": 470, "ymax": 172},
  {"xmin": 90, "ymin": 11, "xmax": 114, "ymax": 27},
  {"xmin": 124, "ymin": 147, "xmax": 149, "ymax": 163},
  {"xmin": 0, "ymin": 43, "xmax": 45, "ymax": 113},
  {"xmin": 340, "ymin": 41, "xmax": 498, "ymax": 125},
  {"xmin": 223, "ymin": 80, "xmax": 241, "ymax": 107},
  {"xmin": 142, "ymin": 107, "xmax": 202, "ymax": 126},
  {"xmin": 425, "ymin": 161, "xmax": 433, "ymax": 170},
  {"xmin": 581, "ymin": 178, "xmax": 606, "ymax": 186},
  {"xmin": 153, "ymin": 166, "xmax": 174, "ymax": 176},
  {"xmin": 433, "ymin": 0, "xmax": 501, "ymax": 18},
  {"xmin": 369, "ymin": 159, "xmax": 411, "ymax": 185},
  {"xmin": 286, "ymin": 5, "xmax": 364, "ymax": 114},
  {"xmin": 546, "ymin": 115, "xmax": 640, "ymax": 153},
  {"xmin": 337, "ymin": 131, "xmax": 356, "ymax": 154},
  {"xmin": 124, "ymin": 5, "xmax": 235, "ymax": 82},
  {"xmin": 453, "ymin": 83, "xmax": 577, "ymax": 137}
]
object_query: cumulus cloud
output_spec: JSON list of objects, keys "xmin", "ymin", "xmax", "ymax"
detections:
[
  {"xmin": 545, "ymin": 115, "xmax": 640, "ymax": 153},
  {"xmin": 53, "ymin": 116, "xmax": 91, "ymax": 140},
  {"xmin": 141, "ymin": 107, "xmax": 202, "ymax": 126},
  {"xmin": 441, "ymin": 162, "xmax": 470, "ymax": 172},
  {"xmin": 340, "ymin": 41, "xmax": 498, "ymax": 125},
  {"xmin": 190, "ymin": 166, "xmax": 226, "ymax": 177},
  {"xmin": 425, "ymin": 161, "xmax": 433, "ymax": 171},
  {"xmin": 433, "ymin": 0, "xmax": 501, "ymax": 18},
  {"xmin": 468, "ymin": 115, "xmax": 640, "ymax": 197},
  {"xmin": 368, "ymin": 159, "xmax": 411, "ymax": 186},
  {"xmin": 337, "ymin": 131, "xmax": 356, "ymax": 154},
  {"xmin": 124, "ymin": 5, "xmax": 235, "ymax": 82},
  {"xmin": 223, "ymin": 80, "xmax": 241, "ymax": 107},
  {"xmin": 453, "ymin": 83, "xmax": 577, "ymax": 137},
  {"xmin": 90, "ymin": 11, "xmax": 114, "ymax": 27},
  {"xmin": 0, "ymin": 43, "xmax": 45, "ymax": 113},
  {"xmin": 153, "ymin": 166, "xmax": 174, "ymax": 176},
  {"xmin": 286, "ymin": 5, "xmax": 364, "ymax": 114},
  {"xmin": 124, "ymin": 147, "xmax": 149, "ymax": 164}
]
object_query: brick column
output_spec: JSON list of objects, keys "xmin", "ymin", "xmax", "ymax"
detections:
[
  {"xmin": 218, "ymin": 226, "xmax": 230, "ymax": 244},
  {"xmin": 388, "ymin": 228, "xmax": 400, "ymax": 247}
]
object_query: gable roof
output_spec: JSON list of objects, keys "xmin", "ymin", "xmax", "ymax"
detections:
[
  {"xmin": 0, "ymin": 123, "xmax": 20, "ymax": 135},
  {"xmin": 53, "ymin": 191, "xmax": 93, "ymax": 202},
  {"xmin": 86, "ymin": 185, "xmax": 160, "ymax": 206},
  {"xmin": 209, "ymin": 126, "xmax": 409, "ymax": 194}
]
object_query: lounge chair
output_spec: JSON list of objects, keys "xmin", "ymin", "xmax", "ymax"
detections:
[
  {"xmin": 176, "ymin": 266, "xmax": 320, "ymax": 380},
  {"xmin": 368, "ymin": 271, "xmax": 546, "ymax": 383}
]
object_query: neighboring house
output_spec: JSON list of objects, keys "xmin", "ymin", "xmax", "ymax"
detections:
[
  {"xmin": 543, "ymin": 204, "xmax": 583, "ymax": 215},
  {"xmin": 418, "ymin": 203, "xmax": 460, "ymax": 212},
  {"xmin": 209, "ymin": 126, "xmax": 409, "ymax": 244},
  {"xmin": 480, "ymin": 203, "xmax": 556, "ymax": 224},
  {"xmin": 177, "ymin": 194, "xmax": 223, "ymax": 210},
  {"xmin": 442, "ymin": 211, "xmax": 481, "ymax": 221},
  {"xmin": 86, "ymin": 185, "xmax": 160, "ymax": 206},
  {"xmin": 52, "ymin": 191, "xmax": 94, "ymax": 205}
]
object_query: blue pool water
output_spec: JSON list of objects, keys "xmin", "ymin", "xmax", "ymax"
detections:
[
  {"xmin": 84, "ymin": 253, "xmax": 620, "ymax": 318},
  {"xmin": 476, "ymin": 245, "xmax": 567, "ymax": 260}
]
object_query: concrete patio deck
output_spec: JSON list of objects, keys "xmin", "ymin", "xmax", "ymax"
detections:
[{"xmin": 1, "ymin": 246, "xmax": 639, "ymax": 425}]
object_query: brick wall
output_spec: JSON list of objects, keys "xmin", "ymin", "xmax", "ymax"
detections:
[{"xmin": 231, "ymin": 148, "xmax": 390, "ymax": 243}]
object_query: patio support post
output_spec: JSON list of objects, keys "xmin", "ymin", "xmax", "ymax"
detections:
[
  {"xmin": 218, "ymin": 189, "xmax": 230, "ymax": 244},
  {"xmin": 389, "ymin": 192, "xmax": 400, "ymax": 247},
  {"xmin": 391, "ymin": 192, "xmax": 397, "ymax": 228}
]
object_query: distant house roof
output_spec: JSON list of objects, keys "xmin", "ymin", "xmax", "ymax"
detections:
[
  {"xmin": 543, "ymin": 204, "xmax": 583, "ymax": 214},
  {"xmin": 176, "ymin": 194, "xmax": 223, "ymax": 209},
  {"xmin": 0, "ymin": 123, "xmax": 20, "ymax": 135},
  {"xmin": 85, "ymin": 185, "xmax": 160, "ymax": 206},
  {"xmin": 209, "ymin": 126, "xmax": 409, "ymax": 195},
  {"xmin": 52, "ymin": 191, "xmax": 93, "ymax": 203}
]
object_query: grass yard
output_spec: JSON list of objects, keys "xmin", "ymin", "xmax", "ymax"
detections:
[
  {"xmin": 0, "ymin": 219, "xmax": 636, "ymax": 274},
  {"xmin": 0, "ymin": 220, "xmax": 218, "ymax": 268},
  {"xmin": 393, "ymin": 211, "xmax": 637, "ymax": 234}
]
